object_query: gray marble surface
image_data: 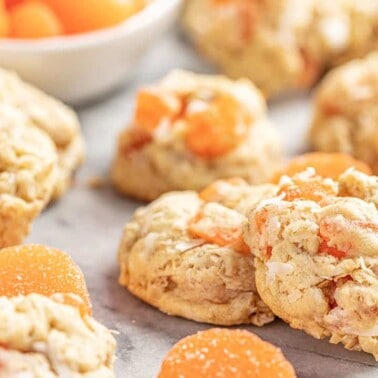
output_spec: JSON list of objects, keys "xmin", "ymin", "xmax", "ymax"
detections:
[{"xmin": 28, "ymin": 29, "xmax": 377, "ymax": 378}]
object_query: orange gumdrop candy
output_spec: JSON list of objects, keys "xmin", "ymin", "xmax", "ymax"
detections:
[
  {"xmin": 159, "ymin": 328, "xmax": 296, "ymax": 378},
  {"xmin": 0, "ymin": 244, "xmax": 91, "ymax": 315},
  {"xmin": 134, "ymin": 89, "xmax": 182, "ymax": 133},
  {"xmin": 9, "ymin": 1, "xmax": 63, "ymax": 39},
  {"xmin": 42, "ymin": 0, "xmax": 144, "ymax": 34},
  {"xmin": 185, "ymin": 94, "xmax": 251, "ymax": 159},
  {"xmin": 272, "ymin": 152, "xmax": 372, "ymax": 184}
]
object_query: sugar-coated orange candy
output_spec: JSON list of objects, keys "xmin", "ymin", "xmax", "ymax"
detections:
[
  {"xmin": 42, "ymin": 0, "xmax": 145, "ymax": 34},
  {"xmin": 134, "ymin": 89, "xmax": 182, "ymax": 134},
  {"xmin": 159, "ymin": 328, "xmax": 296, "ymax": 378},
  {"xmin": 0, "ymin": 244, "xmax": 91, "ymax": 315},
  {"xmin": 272, "ymin": 152, "xmax": 372, "ymax": 183},
  {"xmin": 185, "ymin": 94, "xmax": 251, "ymax": 159},
  {"xmin": 9, "ymin": 1, "xmax": 63, "ymax": 39}
]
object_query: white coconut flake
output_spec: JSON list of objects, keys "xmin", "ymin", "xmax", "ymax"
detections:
[
  {"xmin": 345, "ymin": 325, "xmax": 378, "ymax": 337},
  {"xmin": 186, "ymin": 99, "xmax": 210, "ymax": 114},
  {"xmin": 266, "ymin": 262, "xmax": 293, "ymax": 282},
  {"xmin": 319, "ymin": 17, "xmax": 349, "ymax": 52},
  {"xmin": 32, "ymin": 341, "xmax": 47, "ymax": 353},
  {"xmin": 176, "ymin": 239, "xmax": 205, "ymax": 252},
  {"xmin": 287, "ymin": 290, "xmax": 302, "ymax": 303},
  {"xmin": 143, "ymin": 232, "xmax": 159, "ymax": 256},
  {"xmin": 153, "ymin": 119, "xmax": 172, "ymax": 141}
]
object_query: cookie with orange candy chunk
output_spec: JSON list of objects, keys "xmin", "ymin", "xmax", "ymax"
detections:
[
  {"xmin": 244, "ymin": 168, "xmax": 378, "ymax": 360},
  {"xmin": 0, "ymin": 244, "xmax": 116, "ymax": 377},
  {"xmin": 0, "ymin": 67, "xmax": 85, "ymax": 200},
  {"xmin": 0, "ymin": 105, "xmax": 58, "ymax": 248},
  {"xmin": 310, "ymin": 53, "xmax": 378, "ymax": 174},
  {"xmin": 271, "ymin": 152, "xmax": 372, "ymax": 183},
  {"xmin": 158, "ymin": 328, "xmax": 296, "ymax": 378},
  {"xmin": 183, "ymin": 0, "xmax": 378, "ymax": 97},
  {"xmin": 118, "ymin": 189, "xmax": 274, "ymax": 326},
  {"xmin": 111, "ymin": 70, "xmax": 282, "ymax": 201}
]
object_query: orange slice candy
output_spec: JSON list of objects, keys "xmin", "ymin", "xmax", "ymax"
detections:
[
  {"xmin": 9, "ymin": 1, "xmax": 63, "ymax": 39},
  {"xmin": 158, "ymin": 328, "xmax": 296, "ymax": 378},
  {"xmin": 185, "ymin": 94, "xmax": 251, "ymax": 159},
  {"xmin": 272, "ymin": 152, "xmax": 372, "ymax": 184},
  {"xmin": 0, "ymin": 244, "xmax": 91, "ymax": 315}
]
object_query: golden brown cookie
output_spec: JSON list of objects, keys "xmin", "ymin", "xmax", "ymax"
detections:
[
  {"xmin": 0, "ymin": 105, "xmax": 58, "ymax": 248},
  {"xmin": 0, "ymin": 294, "xmax": 116, "ymax": 377},
  {"xmin": 112, "ymin": 70, "xmax": 282, "ymax": 201},
  {"xmin": 118, "ymin": 188, "xmax": 275, "ymax": 326},
  {"xmin": 183, "ymin": 0, "xmax": 378, "ymax": 97},
  {"xmin": 245, "ymin": 169, "xmax": 378, "ymax": 360},
  {"xmin": 310, "ymin": 53, "xmax": 378, "ymax": 174},
  {"xmin": 0, "ymin": 68, "xmax": 85, "ymax": 199}
]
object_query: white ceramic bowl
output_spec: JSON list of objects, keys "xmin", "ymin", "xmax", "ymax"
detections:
[{"xmin": 0, "ymin": 0, "xmax": 183, "ymax": 105}]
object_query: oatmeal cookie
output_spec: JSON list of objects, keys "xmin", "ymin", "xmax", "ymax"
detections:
[
  {"xmin": 0, "ymin": 105, "xmax": 58, "ymax": 248},
  {"xmin": 184, "ymin": 0, "xmax": 378, "ymax": 97},
  {"xmin": 112, "ymin": 70, "xmax": 281, "ymax": 201},
  {"xmin": 118, "ymin": 190, "xmax": 274, "ymax": 326},
  {"xmin": 0, "ymin": 68, "xmax": 85, "ymax": 199},
  {"xmin": 0, "ymin": 294, "xmax": 116, "ymax": 377},
  {"xmin": 245, "ymin": 169, "xmax": 378, "ymax": 360},
  {"xmin": 310, "ymin": 53, "xmax": 378, "ymax": 174}
]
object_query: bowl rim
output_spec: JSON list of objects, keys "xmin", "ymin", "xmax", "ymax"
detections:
[{"xmin": 0, "ymin": 0, "xmax": 182, "ymax": 52}]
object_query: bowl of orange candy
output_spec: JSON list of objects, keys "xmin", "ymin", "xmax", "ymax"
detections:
[{"xmin": 0, "ymin": 0, "xmax": 183, "ymax": 104}]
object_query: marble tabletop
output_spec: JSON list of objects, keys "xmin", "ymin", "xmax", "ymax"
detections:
[{"xmin": 29, "ymin": 28, "xmax": 377, "ymax": 378}]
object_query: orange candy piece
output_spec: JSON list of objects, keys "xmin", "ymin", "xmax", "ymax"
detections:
[
  {"xmin": 278, "ymin": 175, "xmax": 337, "ymax": 205},
  {"xmin": 272, "ymin": 152, "xmax": 372, "ymax": 183},
  {"xmin": 134, "ymin": 89, "xmax": 182, "ymax": 134},
  {"xmin": 185, "ymin": 94, "xmax": 251, "ymax": 159},
  {"xmin": 41, "ymin": 0, "xmax": 144, "ymax": 34},
  {"xmin": 9, "ymin": 1, "xmax": 63, "ymax": 39},
  {"xmin": 158, "ymin": 328, "xmax": 296, "ymax": 378},
  {"xmin": 318, "ymin": 239, "xmax": 347, "ymax": 259},
  {"xmin": 0, "ymin": 244, "xmax": 91, "ymax": 315},
  {"xmin": 188, "ymin": 206, "xmax": 250, "ymax": 255}
]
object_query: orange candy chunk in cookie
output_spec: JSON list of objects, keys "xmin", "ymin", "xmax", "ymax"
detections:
[
  {"xmin": 9, "ymin": 1, "xmax": 63, "ymax": 39},
  {"xmin": 0, "ymin": 244, "xmax": 91, "ymax": 315},
  {"xmin": 158, "ymin": 328, "xmax": 296, "ymax": 378},
  {"xmin": 278, "ymin": 172, "xmax": 337, "ymax": 205},
  {"xmin": 272, "ymin": 152, "xmax": 372, "ymax": 183},
  {"xmin": 185, "ymin": 94, "xmax": 252, "ymax": 159},
  {"xmin": 40, "ymin": 0, "xmax": 144, "ymax": 34},
  {"xmin": 134, "ymin": 89, "xmax": 182, "ymax": 133},
  {"xmin": 188, "ymin": 203, "xmax": 250, "ymax": 255}
]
